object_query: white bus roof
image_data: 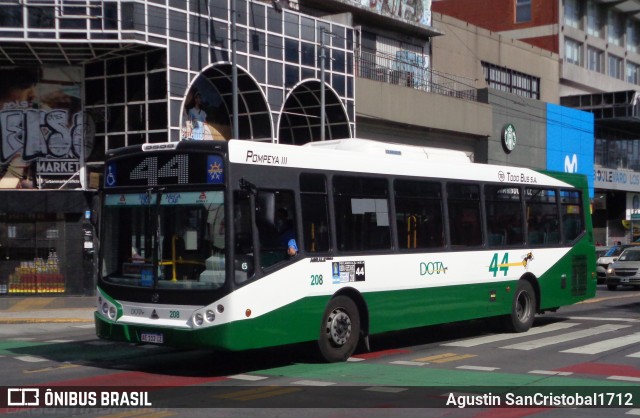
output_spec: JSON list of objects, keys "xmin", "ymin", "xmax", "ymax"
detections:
[
  {"xmin": 229, "ymin": 139, "xmax": 574, "ymax": 188},
  {"xmin": 304, "ymin": 138, "xmax": 472, "ymax": 163}
]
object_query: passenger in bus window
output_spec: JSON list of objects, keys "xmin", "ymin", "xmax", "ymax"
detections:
[
  {"xmin": 287, "ymin": 239, "xmax": 298, "ymax": 257},
  {"xmin": 276, "ymin": 208, "xmax": 296, "ymax": 246}
]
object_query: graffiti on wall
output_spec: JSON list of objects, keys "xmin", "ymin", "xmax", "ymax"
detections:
[
  {"xmin": 0, "ymin": 66, "xmax": 93, "ymax": 189},
  {"xmin": 343, "ymin": 0, "xmax": 432, "ymax": 26}
]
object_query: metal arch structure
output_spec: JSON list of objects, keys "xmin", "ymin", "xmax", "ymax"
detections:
[
  {"xmin": 278, "ymin": 79, "xmax": 352, "ymax": 145},
  {"xmin": 184, "ymin": 62, "xmax": 273, "ymax": 141}
]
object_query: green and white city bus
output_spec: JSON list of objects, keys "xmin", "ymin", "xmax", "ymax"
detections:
[{"xmin": 95, "ymin": 138, "xmax": 596, "ymax": 362}]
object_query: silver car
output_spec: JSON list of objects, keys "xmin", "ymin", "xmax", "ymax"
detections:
[
  {"xmin": 596, "ymin": 245, "xmax": 633, "ymax": 284},
  {"xmin": 605, "ymin": 247, "xmax": 640, "ymax": 290}
]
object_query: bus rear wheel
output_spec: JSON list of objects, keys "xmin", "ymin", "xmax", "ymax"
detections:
[
  {"xmin": 503, "ymin": 280, "xmax": 536, "ymax": 333},
  {"xmin": 318, "ymin": 296, "xmax": 360, "ymax": 362}
]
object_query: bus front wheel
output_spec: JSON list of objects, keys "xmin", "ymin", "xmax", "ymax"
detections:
[
  {"xmin": 503, "ymin": 280, "xmax": 536, "ymax": 333},
  {"xmin": 318, "ymin": 296, "xmax": 360, "ymax": 362}
]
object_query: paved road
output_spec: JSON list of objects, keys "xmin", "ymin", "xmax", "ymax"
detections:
[{"xmin": 1, "ymin": 289, "xmax": 639, "ymax": 416}]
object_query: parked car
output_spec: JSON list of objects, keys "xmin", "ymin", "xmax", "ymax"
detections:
[
  {"xmin": 596, "ymin": 244, "xmax": 633, "ymax": 284},
  {"xmin": 605, "ymin": 247, "xmax": 640, "ymax": 290},
  {"xmin": 596, "ymin": 246, "xmax": 611, "ymax": 258}
]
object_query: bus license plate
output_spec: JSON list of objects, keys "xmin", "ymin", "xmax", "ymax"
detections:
[{"xmin": 140, "ymin": 333, "xmax": 164, "ymax": 344}]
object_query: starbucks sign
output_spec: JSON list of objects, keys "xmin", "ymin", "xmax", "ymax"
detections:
[{"xmin": 502, "ymin": 123, "xmax": 517, "ymax": 153}]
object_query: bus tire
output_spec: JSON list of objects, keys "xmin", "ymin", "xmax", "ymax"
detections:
[
  {"xmin": 503, "ymin": 280, "xmax": 536, "ymax": 333},
  {"xmin": 318, "ymin": 296, "xmax": 360, "ymax": 362}
]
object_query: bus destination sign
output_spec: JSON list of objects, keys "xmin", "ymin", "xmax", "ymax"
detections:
[{"xmin": 104, "ymin": 153, "xmax": 224, "ymax": 188}]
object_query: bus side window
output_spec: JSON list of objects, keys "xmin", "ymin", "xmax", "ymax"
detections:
[
  {"xmin": 561, "ymin": 190, "xmax": 584, "ymax": 242},
  {"xmin": 485, "ymin": 185, "xmax": 523, "ymax": 246},
  {"xmin": 394, "ymin": 179, "xmax": 444, "ymax": 250},
  {"xmin": 333, "ymin": 176, "xmax": 391, "ymax": 251},
  {"xmin": 300, "ymin": 173, "xmax": 330, "ymax": 252},
  {"xmin": 525, "ymin": 188, "xmax": 559, "ymax": 246},
  {"xmin": 256, "ymin": 189, "xmax": 297, "ymax": 269},
  {"xmin": 447, "ymin": 183, "xmax": 482, "ymax": 247}
]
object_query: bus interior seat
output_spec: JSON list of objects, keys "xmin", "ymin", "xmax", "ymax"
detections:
[
  {"xmin": 527, "ymin": 230, "xmax": 544, "ymax": 245},
  {"xmin": 563, "ymin": 217, "xmax": 581, "ymax": 240},
  {"xmin": 488, "ymin": 233, "xmax": 505, "ymax": 246},
  {"xmin": 545, "ymin": 230, "xmax": 560, "ymax": 243}
]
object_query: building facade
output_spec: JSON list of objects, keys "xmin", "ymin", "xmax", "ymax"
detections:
[
  {"xmin": 0, "ymin": 0, "xmax": 358, "ymax": 296},
  {"xmin": 0, "ymin": 0, "xmax": 602, "ymax": 296},
  {"xmin": 432, "ymin": 0, "xmax": 640, "ymax": 244}
]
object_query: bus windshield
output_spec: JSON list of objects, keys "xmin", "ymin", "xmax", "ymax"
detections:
[{"xmin": 101, "ymin": 191, "xmax": 225, "ymax": 290}]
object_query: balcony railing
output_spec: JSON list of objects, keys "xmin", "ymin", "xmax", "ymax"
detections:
[{"xmin": 356, "ymin": 50, "xmax": 478, "ymax": 102}]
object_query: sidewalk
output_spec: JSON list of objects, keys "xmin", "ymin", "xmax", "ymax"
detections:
[{"xmin": 0, "ymin": 295, "xmax": 95, "ymax": 324}]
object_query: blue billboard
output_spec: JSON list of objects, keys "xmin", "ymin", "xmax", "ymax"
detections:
[{"xmin": 546, "ymin": 103, "xmax": 594, "ymax": 198}]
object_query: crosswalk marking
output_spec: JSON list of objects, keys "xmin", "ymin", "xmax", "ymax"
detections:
[
  {"xmin": 561, "ymin": 332, "xmax": 640, "ymax": 354},
  {"xmin": 500, "ymin": 324, "xmax": 630, "ymax": 351},
  {"xmin": 443, "ymin": 322, "xmax": 579, "ymax": 347},
  {"xmin": 566, "ymin": 316, "xmax": 640, "ymax": 323}
]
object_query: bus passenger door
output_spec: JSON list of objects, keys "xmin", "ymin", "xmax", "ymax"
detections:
[{"xmin": 233, "ymin": 191, "xmax": 255, "ymax": 283}]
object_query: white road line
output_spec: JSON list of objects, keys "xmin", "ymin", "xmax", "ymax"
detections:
[
  {"xmin": 442, "ymin": 322, "xmax": 580, "ymax": 347},
  {"xmin": 347, "ymin": 357, "xmax": 366, "ymax": 362},
  {"xmin": 15, "ymin": 356, "xmax": 48, "ymax": 363},
  {"xmin": 626, "ymin": 409, "xmax": 640, "ymax": 415},
  {"xmin": 456, "ymin": 365, "xmax": 499, "ymax": 371},
  {"xmin": 228, "ymin": 374, "xmax": 269, "ymax": 381},
  {"xmin": 529, "ymin": 370, "xmax": 573, "ymax": 376},
  {"xmin": 627, "ymin": 352, "xmax": 640, "ymax": 358},
  {"xmin": 566, "ymin": 316, "xmax": 640, "ymax": 323},
  {"xmin": 45, "ymin": 340, "xmax": 73, "ymax": 343},
  {"xmin": 292, "ymin": 380, "xmax": 336, "ymax": 386},
  {"xmin": 501, "ymin": 324, "xmax": 630, "ymax": 351},
  {"xmin": 561, "ymin": 332, "xmax": 640, "ymax": 354},
  {"xmin": 390, "ymin": 360, "xmax": 426, "ymax": 366},
  {"xmin": 607, "ymin": 376, "xmax": 640, "ymax": 383}
]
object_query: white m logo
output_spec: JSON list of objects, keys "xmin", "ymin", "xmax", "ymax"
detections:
[{"xmin": 564, "ymin": 154, "xmax": 578, "ymax": 173}]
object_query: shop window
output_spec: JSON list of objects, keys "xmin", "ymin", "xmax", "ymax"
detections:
[{"xmin": 0, "ymin": 214, "xmax": 66, "ymax": 295}]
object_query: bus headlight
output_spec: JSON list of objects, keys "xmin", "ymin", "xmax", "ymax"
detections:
[
  {"xmin": 108, "ymin": 306, "xmax": 116, "ymax": 319},
  {"xmin": 102, "ymin": 302, "xmax": 109, "ymax": 315},
  {"xmin": 194, "ymin": 313, "xmax": 204, "ymax": 326},
  {"xmin": 205, "ymin": 310, "xmax": 215, "ymax": 322}
]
